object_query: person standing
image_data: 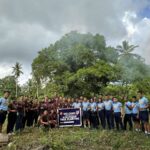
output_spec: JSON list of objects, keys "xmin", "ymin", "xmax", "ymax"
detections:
[
  {"xmin": 0, "ymin": 91, "xmax": 11, "ymax": 133},
  {"xmin": 104, "ymin": 95, "xmax": 114, "ymax": 129},
  {"xmin": 138, "ymin": 91, "xmax": 149, "ymax": 135},
  {"xmin": 124, "ymin": 96, "xmax": 133, "ymax": 130},
  {"xmin": 90, "ymin": 98, "xmax": 98, "ymax": 129},
  {"xmin": 131, "ymin": 96, "xmax": 140, "ymax": 132},
  {"xmin": 15, "ymin": 100, "xmax": 24, "ymax": 132},
  {"xmin": 82, "ymin": 98, "xmax": 90, "ymax": 128},
  {"xmin": 113, "ymin": 97, "xmax": 124, "ymax": 130},
  {"xmin": 97, "ymin": 97, "xmax": 106, "ymax": 129},
  {"xmin": 7, "ymin": 99, "xmax": 17, "ymax": 134}
]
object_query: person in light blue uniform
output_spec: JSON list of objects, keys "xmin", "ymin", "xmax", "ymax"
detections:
[
  {"xmin": 82, "ymin": 98, "xmax": 90, "ymax": 128},
  {"xmin": 113, "ymin": 97, "xmax": 124, "ymax": 130},
  {"xmin": 0, "ymin": 90, "xmax": 11, "ymax": 133},
  {"xmin": 72, "ymin": 98, "xmax": 78, "ymax": 108},
  {"xmin": 124, "ymin": 96, "xmax": 133, "ymax": 130},
  {"xmin": 97, "ymin": 97, "xmax": 106, "ymax": 129},
  {"xmin": 138, "ymin": 91, "xmax": 149, "ymax": 134},
  {"xmin": 90, "ymin": 98, "xmax": 98, "ymax": 128},
  {"xmin": 131, "ymin": 96, "xmax": 140, "ymax": 132},
  {"xmin": 72, "ymin": 98, "xmax": 82, "ymax": 109},
  {"xmin": 104, "ymin": 95, "xmax": 114, "ymax": 129}
]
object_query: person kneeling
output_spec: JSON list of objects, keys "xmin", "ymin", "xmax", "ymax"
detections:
[
  {"xmin": 40, "ymin": 110, "xmax": 50, "ymax": 130},
  {"xmin": 49, "ymin": 109, "xmax": 57, "ymax": 128}
]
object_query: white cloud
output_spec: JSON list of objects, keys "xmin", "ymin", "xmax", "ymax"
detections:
[{"xmin": 0, "ymin": 0, "xmax": 150, "ymax": 85}]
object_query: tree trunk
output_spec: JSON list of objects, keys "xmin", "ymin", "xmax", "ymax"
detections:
[
  {"xmin": 16, "ymin": 78, "xmax": 18, "ymax": 98},
  {"xmin": 36, "ymin": 85, "xmax": 39, "ymax": 98}
]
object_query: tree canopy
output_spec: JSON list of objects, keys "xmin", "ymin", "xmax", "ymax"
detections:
[{"xmin": 31, "ymin": 31, "xmax": 150, "ymax": 98}]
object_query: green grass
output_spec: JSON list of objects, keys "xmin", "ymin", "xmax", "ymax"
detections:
[{"xmin": 2, "ymin": 127, "xmax": 150, "ymax": 150}]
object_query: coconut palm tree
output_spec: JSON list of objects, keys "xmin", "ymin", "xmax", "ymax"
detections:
[
  {"xmin": 117, "ymin": 40, "xmax": 140, "ymax": 59},
  {"xmin": 12, "ymin": 62, "xmax": 23, "ymax": 98}
]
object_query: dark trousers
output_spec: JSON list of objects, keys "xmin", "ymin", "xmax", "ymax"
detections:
[
  {"xmin": 33, "ymin": 111, "xmax": 39, "ymax": 126},
  {"xmin": 22, "ymin": 115, "xmax": 27, "ymax": 129},
  {"xmin": 27, "ymin": 111, "xmax": 34, "ymax": 127},
  {"xmin": 124, "ymin": 114, "xmax": 133, "ymax": 130},
  {"xmin": 105, "ymin": 110, "xmax": 114, "ymax": 129},
  {"xmin": 7, "ymin": 112, "xmax": 17, "ymax": 133},
  {"xmin": 16, "ymin": 112, "xmax": 24, "ymax": 131},
  {"xmin": 0, "ymin": 111, "xmax": 7, "ymax": 125},
  {"xmin": 98, "ymin": 110, "xmax": 106, "ymax": 129},
  {"xmin": 114, "ymin": 112, "xmax": 124, "ymax": 130},
  {"xmin": 90, "ymin": 112, "xmax": 98, "ymax": 128}
]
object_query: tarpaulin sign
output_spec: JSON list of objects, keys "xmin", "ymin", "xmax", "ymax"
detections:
[{"xmin": 58, "ymin": 108, "xmax": 82, "ymax": 127}]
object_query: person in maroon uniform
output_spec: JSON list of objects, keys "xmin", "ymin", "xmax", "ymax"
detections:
[
  {"xmin": 7, "ymin": 98, "xmax": 17, "ymax": 134},
  {"xmin": 22, "ymin": 97, "xmax": 29, "ymax": 128},
  {"xmin": 15, "ymin": 100, "xmax": 24, "ymax": 131},
  {"xmin": 26, "ymin": 100, "xmax": 35, "ymax": 127},
  {"xmin": 32, "ymin": 100, "xmax": 39, "ymax": 126},
  {"xmin": 40, "ymin": 110, "xmax": 50, "ymax": 130},
  {"xmin": 49, "ymin": 109, "xmax": 57, "ymax": 128}
]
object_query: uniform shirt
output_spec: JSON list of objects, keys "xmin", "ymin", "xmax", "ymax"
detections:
[
  {"xmin": 73, "ymin": 102, "xmax": 82, "ymax": 108},
  {"xmin": 97, "ymin": 102, "xmax": 105, "ymax": 111},
  {"xmin": 90, "ymin": 102, "xmax": 97, "ymax": 112},
  {"xmin": 72, "ymin": 102, "xmax": 77, "ymax": 108},
  {"xmin": 125, "ymin": 101, "xmax": 132, "ymax": 114},
  {"xmin": 8, "ymin": 101, "xmax": 17, "ymax": 112},
  {"xmin": 82, "ymin": 102, "xmax": 90, "ymax": 111},
  {"xmin": 132, "ymin": 101, "xmax": 139, "ymax": 114},
  {"xmin": 0, "ymin": 97, "xmax": 8, "ymax": 111},
  {"xmin": 139, "ymin": 97, "xmax": 148, "ymax": 110},
  {"xmin": 104, "ymin": 100, "xmax": 113, "ymax": 111},
  {"xmin": 113, "ymin": 102, "xmax": 122, "ymax": 113}
]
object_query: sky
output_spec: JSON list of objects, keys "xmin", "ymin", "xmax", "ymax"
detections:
[{"xmin": 0, "ymin": 0, "xmax": 150, "ymax": 85}]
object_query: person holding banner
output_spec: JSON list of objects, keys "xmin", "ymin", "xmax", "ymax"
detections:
[
  {"xmin": 82, "ymin": 97, "xmax": 90, "ymax": 128},
  {"xmin": 49, "ymin": 109, "xmax": 57, "ymax": 128}
]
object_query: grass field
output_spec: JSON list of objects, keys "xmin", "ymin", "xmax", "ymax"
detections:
[{"xmin": 1, "ymin": 127, "xmax": 150, "ymax": 150}]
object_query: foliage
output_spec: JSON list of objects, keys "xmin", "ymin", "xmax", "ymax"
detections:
[
  {"xmin": 0, "ymin": 76, "xmax": 19, "ymax": 98},
  {"xmin": 31, "ymin": 32, "xmax": 150, "ymax": 97},
  {"xmin": 4, "ymin": 127, "xmax": 150, "ymax": 150}
]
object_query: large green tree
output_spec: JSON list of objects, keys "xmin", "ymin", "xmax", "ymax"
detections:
[{"xmin": 32, "ymin": 32, "xmax": 121, "ymax": 97}]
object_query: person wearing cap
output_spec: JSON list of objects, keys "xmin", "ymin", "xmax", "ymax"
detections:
[{"xmin": 0, "ymin": 90, "xmax": 11, "ymax": 133}]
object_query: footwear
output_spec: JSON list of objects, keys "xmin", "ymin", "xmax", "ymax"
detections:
[
  {"xmin": 145, "ymin": 131, "xmax": 148, "ymax": 134},
  {"xmin": 135, "ymin": 129, "xmax": 138, "ymax": 132}
]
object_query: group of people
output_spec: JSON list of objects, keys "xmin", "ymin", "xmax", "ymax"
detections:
[{"xmin": 0, "ymin": 90, "xmax": 150, "ymax": 135}]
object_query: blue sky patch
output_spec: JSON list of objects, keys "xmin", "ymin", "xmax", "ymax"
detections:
[{"xmin": 139, "ymin": 6, "xmax": 150, "ymax": 18}]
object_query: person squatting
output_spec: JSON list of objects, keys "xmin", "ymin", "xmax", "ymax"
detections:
[{"xmin": 0, "ymin": 90, "xmax": 150, "ymax": 135}]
